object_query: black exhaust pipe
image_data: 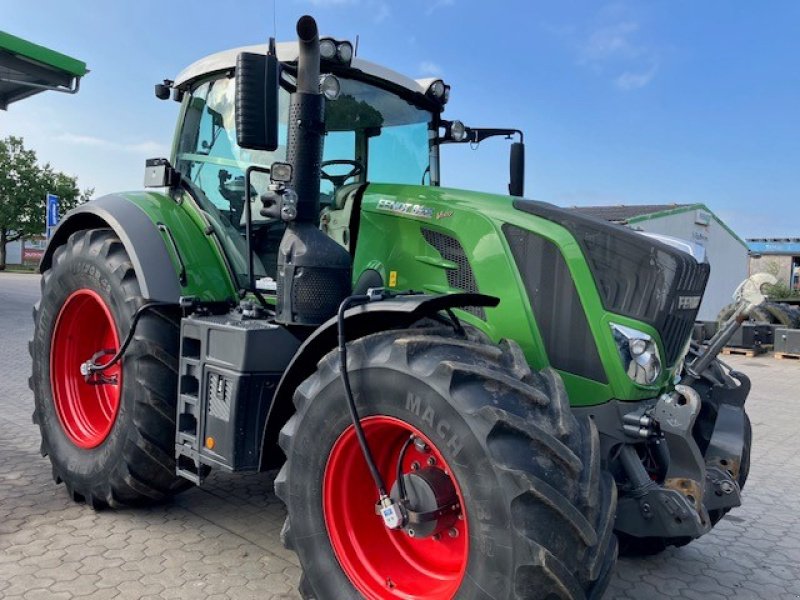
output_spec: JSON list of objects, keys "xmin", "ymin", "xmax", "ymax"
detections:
[
  {"xmin": 287, "ymin": 15, "xmax": 324, "ymax": 223},
  {"xmin": 295, "ymin": 15, "xmax": 320, "ymax": 94},
  {"xmin": 276, "ymin": 15, "xmax": 352, "ymax": 326}
]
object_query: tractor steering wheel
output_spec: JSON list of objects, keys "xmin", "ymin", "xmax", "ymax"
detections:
[{"xmin": 320, "ymin": 159, "xmax": 364, "ymax": 188}]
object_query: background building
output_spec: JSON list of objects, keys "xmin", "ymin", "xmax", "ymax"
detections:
[
  {"xmin": 570, "ymin": 203, "xmax": 748, "ymax": 322},
  {"xmin": 748, "ymin": 239, "xmax": 800, "ymax": 293}
]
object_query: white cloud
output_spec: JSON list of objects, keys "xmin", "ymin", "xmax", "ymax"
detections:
[
  {"xmin": 560, "ymin": 6, "xmax": 660, "ymax": 91},
  {"xmin": 425, "ymin": 0, "xmax": 455, "ymax": 16},
  {"xmin": 580, "ymin": 21, "xmax": 641, "ymax": 63},
  {"xmin": 615, "ymin": 64, "xmax": 658, "ymax": 90},
  {"xmin": 56, "ymin": 133, "xmax": 166, "ymax": 156},
  {"xmin": 419, "ymin": 61, "xmax": 442, "ymax": 76}
]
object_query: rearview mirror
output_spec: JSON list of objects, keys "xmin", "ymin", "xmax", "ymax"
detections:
[
  {"xmin": 235, "ymin": 51, "xmax": 280, "ymax": 151},
  {"xmin": 509, "ymin": 142, "xmax": 525, "ymax": 197}
]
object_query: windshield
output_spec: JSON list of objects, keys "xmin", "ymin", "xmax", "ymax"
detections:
[{"xmin": 174, "ymin": 73, "xmax": 433, "ymax": 286}]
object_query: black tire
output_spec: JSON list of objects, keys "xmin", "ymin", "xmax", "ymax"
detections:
[
  {"xmin": 777, "ymin": 303, "xmax": 800, "ymax": 328},
  {"xmin": 276, "ymin": 327, "xmax": 617, "ymax": 599},
  {"xmin": 30, "ymin": 229, "xmax": 190, "ymax": 508},
  {"xmin": 717, "ymin": 302, "xmax": 771, "ymax": 326},
  {"xmin": 763, "ymin": 302, "xmax": 796, "ymax": 328}
]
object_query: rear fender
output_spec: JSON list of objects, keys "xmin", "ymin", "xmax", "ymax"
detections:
[
  {"xmin": 41, "ymin": 193, "xmax": 236, "ymax": 303},
  {"xmin": 258, "ymin": 292, "xmax": 499, "ymax": 469}
]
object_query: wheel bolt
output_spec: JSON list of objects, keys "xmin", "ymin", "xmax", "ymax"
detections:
[
  {"xmin": 411, "ymin": 461, "xmax": 420, "ymax": 471},
  {"xmin": 448, "ymin": 527, "xmax": 459, "ymax": 538},
  {"xmin": 427, "ymin": 456, "xmax": 436, "ymax": 466},
  {"xmin": 407, "ymin": 528, "xmax": 415, "ymax": 538}
]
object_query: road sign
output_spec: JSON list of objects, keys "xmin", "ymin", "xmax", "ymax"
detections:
[
  {"xmin": 46, "ymin": 193, "xmax": 59, "ymax": 239},
  {"xmin": 46, "ymin": 194, "xmax": 60, "ymax": 227}
]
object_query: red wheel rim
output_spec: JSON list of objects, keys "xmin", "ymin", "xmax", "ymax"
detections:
[
  {"xmin": 50, "ymin": 289, "xmax": 122, "ymax": 448},
  {"xmin": 323, "ymin": 416, "xmax": 468, "ymax": 599}
]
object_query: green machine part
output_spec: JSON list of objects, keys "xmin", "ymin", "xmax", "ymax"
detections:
[
  {"xmin": 351, "ymin": 183, "xmax": 676, "ymax": 406},
  {"xmin": 121, "ymin": 190, "xmax": 238, "ymax": 301},
  {"xmin": 43, "ymin": 188, "xmax": 238, "ymax": 304}
]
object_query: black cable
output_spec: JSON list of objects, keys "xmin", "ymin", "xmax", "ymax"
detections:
[
  {"xmin": 396, "ymin": 435, "xmax": 415, "ymax": 502},
  {"xmin": 86, "ymin": 301, "xmax": 173, "ymax": 373},
  {"xmin": 444, "ymin": 308, "xmax": 465, "ymax": 337},
  {"xmin": 337, "ymin": 294, "xmax": 388, "ymax": 497}
]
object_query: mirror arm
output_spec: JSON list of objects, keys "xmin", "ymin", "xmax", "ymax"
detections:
[{"xmin": 438, "ymin": 124, "xmax": 523, "ymax": 145}]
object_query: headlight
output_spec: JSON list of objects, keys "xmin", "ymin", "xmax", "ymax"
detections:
[
  {"xmin": 450, "ymin": 120, "xmax": 467, "ymax": 142},
  {"xmin": 319, "ymin": 73, "xmax": 341, "ymax": 100},
  {"xmin": 610, "ymin": 323, "xmax": 662, "ymax": 385}
]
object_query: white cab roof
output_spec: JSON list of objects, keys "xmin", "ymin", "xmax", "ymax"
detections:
[{"xmin": 175, "ymin": 41, "xmax": 432, "ymax": 95}]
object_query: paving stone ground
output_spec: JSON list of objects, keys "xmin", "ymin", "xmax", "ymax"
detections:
[{"xmin": 1, "ymin": 272, "xmax": 798, "ymax": 599}]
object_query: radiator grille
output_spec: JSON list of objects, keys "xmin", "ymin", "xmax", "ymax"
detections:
[
  {"xmin": 512, "ymin": 200, "xmax": 710, "ymax": 366},
  {"xmin": 421, "ymin": 228, "xmax": 485, "ymax": 320}
]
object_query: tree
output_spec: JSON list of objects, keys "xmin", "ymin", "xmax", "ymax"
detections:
[
  {"xmin": 759, "ymin": 259, "xmax": 799, "ymax": 300},
  {"xmin": 0, "ymin": 136, "xmax": 93, "ymax": 269}
]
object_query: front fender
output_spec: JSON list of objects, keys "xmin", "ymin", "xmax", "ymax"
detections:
[
  {"xmin": 259, "ymin": 292, "xmax": 499, "ymax": 469},
  {"xmin": 42, "ymin": 192, "xmax": 236, "ymax": 303}
]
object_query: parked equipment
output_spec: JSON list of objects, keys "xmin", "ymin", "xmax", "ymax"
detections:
[
  {"xmin": 775, "ymin": 328, "xmax": 800, "ymax": 355},
  {"xmin": 726, "ymin": 322, "xmax": 774, "ymax": 349},
  {"xmin": 31, "ymin": 15, "xmax": 766, "ymax": 599}
]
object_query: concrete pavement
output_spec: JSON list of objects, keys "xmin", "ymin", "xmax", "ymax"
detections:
[{"xmin": 1, "ymin": 272, "xmax": 798, "ymax": 599}]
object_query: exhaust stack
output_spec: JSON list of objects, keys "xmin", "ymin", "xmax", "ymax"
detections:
[
  {"xmin": 275, "ymin": 15, "xmax": 352, "ymax": 326},
  {"xmin": 286, "ymin": 15, "xmax": 324, "ymax": 223}
]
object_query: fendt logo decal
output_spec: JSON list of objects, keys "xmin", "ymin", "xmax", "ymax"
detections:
[
  {"xmin": 676, "ymin": 295, "xmax": 702, "ymax": 310},
  {"xmin": 376, "ymin": 198, "xmax": 434, "ymax": 219}
]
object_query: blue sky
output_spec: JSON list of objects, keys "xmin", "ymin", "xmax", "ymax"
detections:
[{"xmin": 2, "ymin": 0, "xmax": 798, "ymax": 238}]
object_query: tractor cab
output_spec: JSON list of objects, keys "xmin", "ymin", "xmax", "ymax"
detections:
[{"xmin": 161, "ymin": 40, "xmax": 523, "ymax": 285}]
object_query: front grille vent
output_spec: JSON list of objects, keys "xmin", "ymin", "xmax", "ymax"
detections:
[{"xmin": 421, "ymin": 228, "xmax": 485, "ymax": 320}]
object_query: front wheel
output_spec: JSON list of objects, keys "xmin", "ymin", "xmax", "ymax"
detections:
[{"xmin": 276, "ymin": 328, "xmax": 617, "ymax": 599}]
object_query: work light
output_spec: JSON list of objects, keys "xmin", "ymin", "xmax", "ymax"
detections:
[
  {"xmin": 320, "ymin": 74, "xmax": 341, "ymax": 100},
  {"xmin": 320, "ymin": 38, "xmax": 337, "ymax": 60}
]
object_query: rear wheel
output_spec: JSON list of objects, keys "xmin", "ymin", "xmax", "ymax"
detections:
[
  {"xmin": 276, "ymin": 327, "xmax": 617, "ymax": 599},
  {"xmin": 30, "ymin": 229, "xmax": 190, "ymax": 508}
]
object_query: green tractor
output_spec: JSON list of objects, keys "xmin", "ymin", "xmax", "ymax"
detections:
[{"xmin": 31, "ymin": 15, "xmax": 761, "ymax": 599}]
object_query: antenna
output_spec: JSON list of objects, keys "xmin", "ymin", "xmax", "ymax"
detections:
[{"xmin": 354, "ymin": 34, "xmax": 360, "ymax": 57}]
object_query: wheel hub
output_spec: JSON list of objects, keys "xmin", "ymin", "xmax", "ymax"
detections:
[
  {"xmin": 323, "ymin": 416, "xmax": 468, "ymax": 599},
  {"xmin": 389, "ymin": 467, "xmax": 460, "ymax": 539},
  {"xmin": 50, "ymin": 289, "xmax": 122, "ymax": 449}
]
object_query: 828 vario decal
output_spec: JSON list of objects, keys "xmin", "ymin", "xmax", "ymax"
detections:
[{"xmin": 376, "ymin": 198, "xmax": 434, "ymax": 219}]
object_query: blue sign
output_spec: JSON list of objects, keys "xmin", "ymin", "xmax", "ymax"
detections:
[{"xmin": 47, "ymin": 194, "xmax": 60, "ymax": 228}]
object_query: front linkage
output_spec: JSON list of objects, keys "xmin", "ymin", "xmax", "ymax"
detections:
[{"xmin": 578, "ymin": 273, "xmax": 772, "ymax": 552}]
